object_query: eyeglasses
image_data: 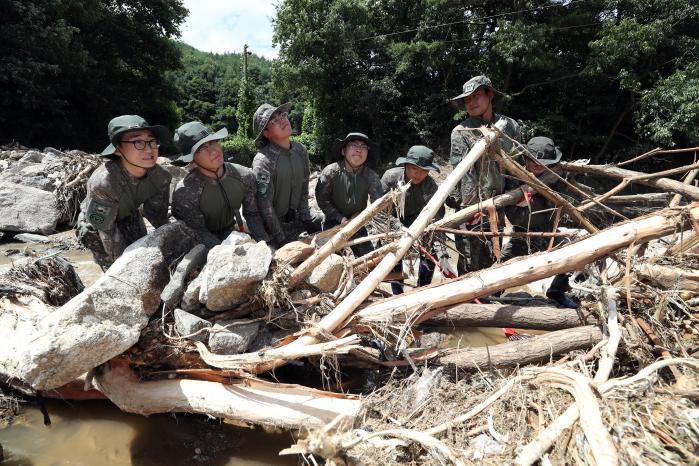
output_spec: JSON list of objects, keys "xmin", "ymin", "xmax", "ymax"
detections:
[
  {"xmin": 347, "ymin": 142, "xmax": 369, "ymax": 151},
  {"xmin": 268, "ymin": 112, "xmax": 289, "ymax": 125},
  {"xmin": 120, "ymin": 139, "xmax": 160, "ymax": 150}
]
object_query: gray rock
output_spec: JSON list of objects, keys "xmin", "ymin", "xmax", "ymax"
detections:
[
  {"xmin": 221, "ymin": 230, "xmax": 255, "ymax": 247},
  {"xmin": 13, "ymin": 233, "xmax": 51, "ymax": 244},
  {"xmin": 208, "ymin": 321, "xmax": 260, "ymax": 354},
  {"xmin": 181, "ymin": 272, "xmax": 203, "ymax": 311},
  {"xmin": 0, "ymin": 221, "xmax": 197, "ymax": 390},
  {"xmin": 18, "ymin": 151, "xmax": 45, "ymax": 164},
  {"xmin": 200, "ymin": 241, "xmax": 272, "ymax": 311},
  {"xmin": 174, "ymin": 308, "xmax": 212, "ymax": 342},
  {"xmin": 0, "ymin": 163, "xmax": 54, "ymax": 191},
  {"xmin": 0, "ymin": 182, "xmax": 61, "ymax": 234},
  {"xmin": 305, "ymin": 254, "xmax": 344, "ymax": 292},
  {"xmin": 161, "ymin": 244, "xmax": 207, "ymax": 309}
]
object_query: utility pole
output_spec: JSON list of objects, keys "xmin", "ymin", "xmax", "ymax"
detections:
[{"xmin": 243, "ymin": 44, "xmax": 249, "ymax": 80}]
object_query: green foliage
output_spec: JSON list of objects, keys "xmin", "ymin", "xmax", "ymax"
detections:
[
  {"xmin": 170, "ymin": 43, "xmax": 272, "ymax": 135},
  {"xmin": 220, "ymin": 135, "xmax": 256, "ymax": 167},
  {"xmin": 273, "ymin": 0, "xmax": 699, "ymax": 163},
  {"xmin": 0, "ymin": 0, "xmax": 187, "ymax": 151}
]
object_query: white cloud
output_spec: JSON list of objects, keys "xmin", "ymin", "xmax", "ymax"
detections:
[{"xmin": 180, "ymin": 0, "xmax": 278, "ymax": 59}]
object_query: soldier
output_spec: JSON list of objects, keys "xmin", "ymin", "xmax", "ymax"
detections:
[
  {"xmin": 75, "ymin": 115, "xmax": 172, "ymax": 270},
  {"xmin": 252, "ymin": 102, "xmax": 321, "ymax": 248},
  {"xmin": 381, "ymin": 146, "xmax": 456, "ymax": 294},
  {"xmin": 315, "ymin": 132, "xmax": 384, "ymax": 257},
  {"xmin": 502, "ymin": 137, "xmax": 578, "ymax": 308},
  {"xmin": 171, "ymin": 121, "xmax": 267, "ymax": 248},
  {"xmin": 449, "ymin": 75, "xmax": 522, "ymax": 274}
]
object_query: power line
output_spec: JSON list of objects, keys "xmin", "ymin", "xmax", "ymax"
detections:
[{"xmin": 359, "ymin": 0, "xmax": 596, "ymax": 41}]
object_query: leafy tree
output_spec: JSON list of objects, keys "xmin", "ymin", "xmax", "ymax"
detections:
[{"xmin": 0, "ymin": 0, "xmax": 188, "ymax": 151}]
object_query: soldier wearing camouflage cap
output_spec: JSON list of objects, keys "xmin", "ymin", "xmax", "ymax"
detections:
[
  {"xmin": 251, "ymin": 102, "xmax": 321, "ymax": 247},
  {"xmin": 502, "ymin": 136, "xmax": 578, "ymax": 308},
  {"xmin": 449, "ymin": 75, "xmax": 522, "ymax": 274},
  {"xmin": 171, "ymin": 121, "xmax": 267, "ymax": 248},
  {"xmin": 381, "ymin": 146, "xmax": 456, "ymax": 294},
  {"xmin": 315, "ymin": 132, "xmax": 384, "ymax": 257},
  {"xmin": 75, "ymin": 114, "xmax": 172, "ymax": 270}
]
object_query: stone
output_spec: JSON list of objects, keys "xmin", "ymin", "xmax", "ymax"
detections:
[
  {"xmin": 161, "ymin": 244, "xmax": 207, "ymax": 309},
  {"xmin": 208, "ymin": 321, "xmax": 260, "ymax": 355},
  {"xmin": 200, "ymin": 241, "xmax": 273, "ymax": 311},
  {"xmin": 274, "ymin": 241, "xmax": 315, "ymax": 265},
  {"xmin": 0, "ymin": 163, "xmax": 54, "ymax": 191},
  {"xmin": 221, "ymin": 230, "xmax": 255, "ymax": 247},
  {"xmin": 181, "ymin": 272, "xmax": 203, "ymax": 312},
  {"xmin": 305, "ymin": 253, "xmax": 344, "ymax": 292},
  {"xmin": 174, "ymin": 308, "xmax": 212, "ymax": 342},
  {"xmin": 18, "ymin": 151, "xmax": 45, "ymax": 164},
  {"xmin": 0, "ymin": 182, "xmax": 61, "ymax": 234},
  {"xmin": 13, "ymin": 233, "xmax": 51, "ymax": 244},
  {"xmin": 0, "ymin": 221, "xmax": 197, "ymax": 390}
]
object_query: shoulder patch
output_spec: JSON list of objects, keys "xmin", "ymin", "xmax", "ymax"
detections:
[
  {"xmin": 85, "ymin": 198, "xmax": 117, "ymax": 231},
  {"xmin": 256, "ymin": 169, "xmax": 271, "ymax": 195}
]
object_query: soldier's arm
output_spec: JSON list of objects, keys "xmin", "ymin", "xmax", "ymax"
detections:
[
  {"xmin": 367, "ymin": 169, "xmax": 386, "ymax": 202},
  {"xmin": 315, "ymin": 165, "xmax": 345, "ymax": 224},
  {"xmin": 84, "ymin": 171, "xmax": 123, "ymax": 262},
  {"xmin": 171, "ymin": 180, "xmax": 221, "ymax": 249},
  {"xmin": 252, "ymin": 153, "xmax": 284, "ymax": 245},
  {"xmin": 296, "ymin": 145, "xmax": 313, "ymax": 222},
  {"xmin": 240, "ymin": 168, "xmax": 270, "ymax": 242},
  {"xmin": 142, "ymin": 168, "xmax": 171, "ymax": 228}
]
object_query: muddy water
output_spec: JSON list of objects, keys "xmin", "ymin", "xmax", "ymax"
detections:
[
  {"xmin": 0, "ymin": 400, "xmax": 297, "ymax": 466},
  {"xmin": 0, "ymin": 244, "xmax": 103, "ymax": 287}
]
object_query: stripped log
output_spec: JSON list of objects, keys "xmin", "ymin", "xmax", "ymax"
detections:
[
  {"xmin": 354, "ymin": 204, "xmax": 699, "ymax": 325},
  {"xmin": 560, "ymin": 162, "xmax": 699, "ymax": 200},
  {"xmin": 93, "ymin": 359, "xmax": 361, "ymax": 429},
  {"xmin": 421, "ymin": 303, "xmax": 594, "ymax": 330},
  {"xmin": 439, "ymin": 325, "xmax": 603, "ymax": 370},
  {"xmin": 244, "ymin": 123, "xmax": 508, "ymax": 373}
]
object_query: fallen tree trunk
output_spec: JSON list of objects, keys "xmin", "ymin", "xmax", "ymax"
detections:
[
  {"xmin": 439, "ymin": 325, "xmax": 603, "ymax": 370},
  {"xmin": 560, "ymin": 162, "xmax": 699, "ymax": 200},
  {"xmin": 93, "ymin": 359, "xmax": 361, "ymax": 429},
  {"xmin": 354, "ymin": 204, "xmax": 699, "ymax": 325},
  {"xmin": 421, "ymin": 303, "xmax": 594, "ymax": 330}
]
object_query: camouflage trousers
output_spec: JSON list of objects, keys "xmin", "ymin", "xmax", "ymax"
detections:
[{"xmin": 454, "ymin": 213, "xmax": 504, "ymax": 275}]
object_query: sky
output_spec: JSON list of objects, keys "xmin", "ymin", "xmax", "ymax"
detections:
[{"xmin": 180, "ymin": 0, "xmax": 278, "ymax": 59}]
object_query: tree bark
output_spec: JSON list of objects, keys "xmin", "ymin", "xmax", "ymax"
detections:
[
  {"xmin": 560, "ymin": 162, "xmax": 699, "ymax": 200},
  {"xmin": 354, "ymin": 204, "xmax": 699, "ymax": 325},
  {"xmin": 93, "ymin": 359, "xmax": 361, "ymax": 429},
  {"xmin": 439, "ymin": 325, "xmax": 603, "ymax": 370},
  {"xmin": 421, "ymin": 303, "xmax": 594, "ymax": 330}
]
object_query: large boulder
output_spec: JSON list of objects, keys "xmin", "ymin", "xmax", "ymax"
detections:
[
  {"xmin": 0, "ymin": 221, "xmax": 197, "ymax": 390},
  {"xmin": 199, "ymin": 239, "xmax": 273, "ymax": 311},
  {"xmin": 0, "ymin": 181, "xmax": 61, "ymax": 234},
  {"xmin": 305, "ymin": 254, "xmax": 345, "ymax": 292},
  {"xmin": 0, "ymin": 163, "xmax": 54, "ymax": 191}
]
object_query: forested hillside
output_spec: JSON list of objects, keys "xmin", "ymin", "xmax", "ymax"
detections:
[{"xmin": 1, "ymin": 0, "xmax": 697, "ymax": 165}]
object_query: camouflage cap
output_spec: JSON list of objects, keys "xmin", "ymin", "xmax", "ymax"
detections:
[
  {"xmin": 449, "ymin": 75, "xmax": 502, "ymax": 105},
  {"xmin": 101, "ymin": 114, "xmax": 171, "ymax": 156},
  {"xmin": 526, "ymin": 136, "xmax": 562, "ymax": 166},
  {"xmin": 174, "ymin": 121, "xmax": 228, "ymax": 163},
  {"xmin": 333, "ymin": 132, "xmax": 378, "ymax": 163},
  {"xmin": 253, "ymin": 102, "xmax": 292, "ymax": 149},
  {"xmin": 395, "ymin": 145, "xmax": 440, "ymax": 172}
]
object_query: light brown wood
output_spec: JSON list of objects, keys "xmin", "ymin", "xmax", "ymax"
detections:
[
  {"xmin": 420, "ymin": 303, "xmax": 593, "ymax": 330},
  {"xmin": 354, "ymin": 204, "xmax": 699, "ymax": 325},
  {"xmin": 438, "ymin": 325, "xmax": 603, "ymax": 369},
  {"xmin": 93, "ymin": 359, "xmax": 361, "ymax": 429},
  {"xmin": 561, "ymin": 162, "xmax": 699, "ymax": 200}
]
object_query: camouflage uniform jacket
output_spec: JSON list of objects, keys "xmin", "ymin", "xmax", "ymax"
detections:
[
  {"xmin": 450, "ymin": 113, "xmax": 521, "ymax": 207},
  {"xmin": 252, "ymin": 140, "xmax": 312, "ymax": 243},
  {"xmin": 172, "ymin": 162, "xmax": 268, "ymax": 248},
  {"xmin": 315, "ymin": 162, "xmax": 384, "ymax": 224},
  {"xmin": 381, "ymin": 167, "xmax": 448, "ymax": 257},
  {"xmin": 79, "ymin": 159, "xmax": 171, "ymax": 260}
]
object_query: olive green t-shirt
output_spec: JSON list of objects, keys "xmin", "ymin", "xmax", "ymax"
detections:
[
  {"xmin": 199, "ymin": 174, "xmax": 245, "ymax": 234},
  {"xmin": 272, "ymin": 145, "xmax": 306, "ymax": 218}
]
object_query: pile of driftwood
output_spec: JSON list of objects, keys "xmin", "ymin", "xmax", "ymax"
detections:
[{"xmin": 2, "ymin": 127, "xmax": 698, "ymax": 464}]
